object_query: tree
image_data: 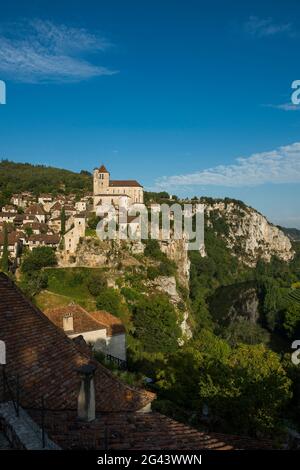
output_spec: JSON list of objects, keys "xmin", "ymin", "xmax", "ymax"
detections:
[
  {"xmin": 222, "ymin": 319, "xmax": 270, "ymax": 346},
  {"xmin": 132, "ymin": 294, "xmax": 181, "ymax": 354},
  {"xmin": 21, "ymin": 246, "xmax": 57, "ymax": 273},
  {"xmin": 1, "ymin": 223, "xmax": 9, "ymax": 273},
  {"xmin": 155, "ymin": 334, "xmax": 291, "ymax": 436},
  {"xmin": 24, "ymin": 226, "xmax": 33, "ymax": 237},
  {"xmin": 96, "ymin": 288, "xmax": 123, "ymax": 316},
  {"xmin": 284, "ymin": 303, "xmax": 300, "ymax": 339},
  {"xmin": 19, "ymin": 271, "xmax": 48, "ymax": 299},
  {"xmin": 87, "ymin": 272, "xmax": 107, "ymax": 296},
  {"xmin": 60, "ymin": 207, "xmax": 66, "ymax": 235},
  {"xmin": 198, "ymin": 344, "xmax": 292, "ymax": 435}
]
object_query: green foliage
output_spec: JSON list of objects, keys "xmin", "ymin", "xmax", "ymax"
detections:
[
  {"xmin": 21, "ymin": 246, "xmax": 57, "ymax": 272},
  {"xmin": 209, "ymin": 210, "xmax": 230, "ymax": 236},
  {"xmin": 222, "ymin": 319, "xmax": 270, "ymax": 346},
  {"xmin": 159, "ymin": 260, "xmax": 176, "ymax": 277},
  {"xmin": 60, "ymin": 207, "xmax": 66, "ymax": 235},
  {"xmin": 283, "ymin": 303, "xmax": 300, "ymax": 338},
  {"xmin": 146, "ymin": 266, "xmax": 161, "ymax": 280},
  {"xmin": 87, "ymin": 271, "xmax": 107, "ymax": 297},
  {"xmin": 155, "ymin": 334, "xmax": 291, "ymax": 436},
  {"xmin": 19, "ymin": 271, "xmax": 48, "ymax": 299},
  {"xmin": 87, "ymin": 214, "xmax": 101, "ymax": 230},
  {"xmin": 144, "ymin": 239, "xmax": 164, "ymax": 260},
  {"xmin": 198, "ymin": 344, "xmax": 291, "ymax": 435},
  {"xmin": 24, "ymin": 226, "xmax": 33, "ymax": 237},
  {"xmin": 0, "ymin": 159, "xmax": 92, "ymax": 196},
  {"xmin": 132, "ymin": 294, "xmax": 181, "ymax": 354},
  {"xmin": 96, "ymin": 288, "xmax": 123, "ymax": 316},
  {"xmin": 144, "ymin": 191, "xmax": 170, "ymax": 204}
]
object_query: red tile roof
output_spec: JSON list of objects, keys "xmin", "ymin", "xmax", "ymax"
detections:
[
  {"xmin": 89, "ymin": 310, "xmax": 126, "ymax": 336},
  {"xmin": 0, "ymin": 230, "xmax": 23, "ymax": 246},
  {"xmin": 0, "ymin": 273, "xmax": 154, "ymax": 412},
  {"xmin": 44, "ymin": 305, "xmax": 107, "ymax": 335},
  {"xmin": 28, "ymin": 234, "xmax": 60, "ymax": 244},
  {"xmin": 98, "ymin": 165, "xmax": 109, "ymax": 173},
  {"xmin": 25, "ymin": 204, "xmax": 46, "ymax": 216},
  {"xmin": 29, "ymin": 409, "xmax": 273, "ymax": 450},
  {"xmin": 109, "ymin": 180, "xmax": 142, "ymax": 188}
]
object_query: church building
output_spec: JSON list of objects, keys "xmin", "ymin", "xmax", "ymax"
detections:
[{"xmin": 93, "ymin": 165, "xmax": 143, "ymax": 210}]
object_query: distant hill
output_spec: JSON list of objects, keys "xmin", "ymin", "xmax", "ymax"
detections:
[
  {"xmin": 278, "ymin": 226, "xmax": 300, "ymax": 242},
  {"xmin": 0, "ymin": 160, "xmax": 92, "ymax": 203}
]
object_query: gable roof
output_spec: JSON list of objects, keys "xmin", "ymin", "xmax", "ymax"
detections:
[
  {"xmin": 25, "ymin": 204, "xmax": 46, "ymax": 216},
  {"xmin": 44, "ymin": 305, "xmax": 107, "ymax": 335},
  {"xmin": 0, "ymin": 273, "xmax": 154, "ymax": 412}
]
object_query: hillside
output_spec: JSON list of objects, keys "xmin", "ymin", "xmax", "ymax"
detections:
[
  {"xmin": 278, "ymin": 226, "xmax": 300, "ymax": 242},
  {"xmin": 202, "ymin": 198, "xmax": 294, "ymax": 267},
  {"xmin": 0, "ymin": 159, "xmax": 92, "ymax": 202}
]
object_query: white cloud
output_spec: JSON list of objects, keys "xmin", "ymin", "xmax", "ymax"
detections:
[
  {"xmin": 244, "ymin": 16, "xmax": 292, "ymax": 37},
  {"xmin": 155, "ymin": 142, "xmax": 300, "ymax": 189},
  {"xmin": 0, "ymin": 19, "xmax": 117, "ymax": 83}
]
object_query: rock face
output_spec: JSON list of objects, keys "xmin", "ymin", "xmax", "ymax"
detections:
[
  {"xmin": 152, "ymin": 275, "xmax": 192, "ymax": 340},
  {"xmin": 228, "ymin": 287, "xmax": 260, "ymax": 324},
  {"xmin": 58, "ymin": 238, "xmax": 142, "ymax": 268},
  {"xmin": 159, "ymin": 238, "xmax": 190, "ymax": 288},
  {"xmin": 205, "ymin": 200, "xmax": 294, "ymax": 267}
]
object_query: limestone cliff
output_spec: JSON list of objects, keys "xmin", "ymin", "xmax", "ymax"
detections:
[
  {"xmin": 159, "ymin": 238, "xmax": 190, "ymax": 288},
  {"xmin": 204, "ymin": 199, "xmax": 294, "ymax": 267}
]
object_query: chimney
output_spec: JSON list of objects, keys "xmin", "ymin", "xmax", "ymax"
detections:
[
  {"xmin": 63, "ymin": 312, "xmax": 74, "ymax": 332},
  {"xmin": 0, "ymin": 340, "xmax": 6, "ymax": 365},
  {"xmin": 77, "ymin": 364, "xmax": 96, "ymax": 422}
]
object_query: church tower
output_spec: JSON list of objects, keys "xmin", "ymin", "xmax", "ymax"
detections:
[{"xmin": 93, "ymin": 164, "xmax": 110, "ymax": 195}]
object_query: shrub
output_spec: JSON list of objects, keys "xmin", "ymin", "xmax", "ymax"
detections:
[
  {"xmin": 21, "ymin": 247, "xmax": 57, "ymax": 273},
  {"xmin": 96, "ymin": 288, "xmax": 123, "ymax": 316},
  {"xmin": 87, "ymin": 272, "xmax": 107, "ymax": 297},
  {"xmin": 133, "ymin": 294, "xmax": 181, "ymax": 354}
]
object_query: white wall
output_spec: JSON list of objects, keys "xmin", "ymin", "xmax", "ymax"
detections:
[
  {"xmin": 69, "ymin": 330, "xmax": 126, "ymax": 361},
  {"xmin": 106, "ymin": 334, "xmax": 126, "ymax": 361}
]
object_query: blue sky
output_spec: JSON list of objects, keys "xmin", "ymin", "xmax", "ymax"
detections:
[{"xmin": 0, "ymin": 0, "xmax": 300, "ymax": 227}]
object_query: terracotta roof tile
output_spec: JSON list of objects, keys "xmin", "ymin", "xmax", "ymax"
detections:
[
  {"xmin": 28, "ymin": 234, "xmax": 60, "ymax": 244},
  {"xmin": 25, "ymin": 204, "xmax": 46, "ymax": 215},
  {"xmin": 109, "ymin": 180, "xmax": 142, "ymax": 188},
  {"xmin": 29, "ymin": 409, "xmax": 273, "ymax": 450},
  {"xmin": 98, "ymin": 165, "xmax": 109, "ymax": 173},
  {"xmin": 44, "ymin": 305, "xmax": 107, "ymax": 334},
  {"xmin": 89, "ymin": 310, "xmax": 125, "ymax": 336},
  {"xmin": 0, "ymin": 273, "xmax": 154, "ymax": 412}
]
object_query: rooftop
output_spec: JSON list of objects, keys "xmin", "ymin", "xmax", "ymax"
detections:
[
  {"xmin": 98, "ymin": 164, "xmax": 109, "ymax": 173},
  {"xmin": 0, "ymin": 273, "xmax": 153, "ymax": 413},
  {"xmin": 109, "ymin": 180, "xmax": 142, "ymax": 188},
  {"xmin": 44, "ymin": 304, "xmax": 107, "ymax": 335}
]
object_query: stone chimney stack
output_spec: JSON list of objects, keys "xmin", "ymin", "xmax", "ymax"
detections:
[
  {"xmin": 77, "ymin": 364, "xmax": 96, "ymax": 422},
  {"xmin": 63, "ymin": 313, "xmax": 74, "ymax": 332}
]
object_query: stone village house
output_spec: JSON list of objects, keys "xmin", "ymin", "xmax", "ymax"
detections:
[{"xmin": 44, "ymin": 304, "xmax": 126, "ymax": 361}]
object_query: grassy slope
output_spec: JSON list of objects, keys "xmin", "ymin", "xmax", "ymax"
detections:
[{"xmin": 35, "ymin": 267, "xmax": 103, "ymax": 311}]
